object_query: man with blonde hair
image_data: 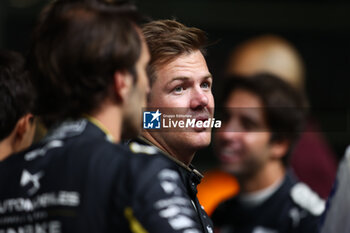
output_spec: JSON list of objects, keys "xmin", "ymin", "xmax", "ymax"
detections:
[{"xmin": 126, "ymin": 19, "xmax": 214, "ymax": 233}]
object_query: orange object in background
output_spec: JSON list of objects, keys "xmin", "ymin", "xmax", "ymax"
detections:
[{"xmin": 197, "ymin": 169, "xmax": 239, "ymax": 216}]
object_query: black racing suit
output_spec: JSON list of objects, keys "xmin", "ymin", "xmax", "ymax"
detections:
[
  {"xmin": 120, "ymin": 137, "xmax": 214, "ymax": 233},
  {"xmin": 0, "ymin": 119, "xmax": 213, "ymax": 233},
  {"xmin": 212, "ymin": 172, "xmax": 325, "ymax": 233},
  {"xmin": 0, "ymin": 119, "xmax": 131, "ymax": 233}
]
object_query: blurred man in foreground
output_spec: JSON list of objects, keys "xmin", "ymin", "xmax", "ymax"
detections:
[{"xmin": 0, "ymin": 1, "xmax": 150, "ymax": 232}]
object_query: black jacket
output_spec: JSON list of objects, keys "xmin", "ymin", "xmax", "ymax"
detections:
[
  {"xmin": 0, "ymin": 119, "xmax": 131, "ymax": 233},
  {"xmin": 212, "ymin": 172, "xmax": 325, "ymax": 233},
  {"xmin": 121, "ymin": 137, "xmax": 214, "ymax": 233},
  {"xmin": 0, "ymin": 119, "xmax": 213, "ymax": 233}
]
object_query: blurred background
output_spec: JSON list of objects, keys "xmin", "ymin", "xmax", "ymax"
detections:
[{"xmin": 1, "ymin": 0, "xmax": 350, "ymax": 170}]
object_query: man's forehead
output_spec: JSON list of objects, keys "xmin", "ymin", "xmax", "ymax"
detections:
[
  {"xmin": 156, "ymin": 65, "xmax": 210, "ymax": 86},
  {"xmin": 225, "ymin": 90, "xmax": 267, "ymax": 122},
  {"xmin": 226, "ymin": 89, "xmax": 262, "ymax": 108}
]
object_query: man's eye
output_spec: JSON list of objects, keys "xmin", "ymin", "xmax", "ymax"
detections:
[
  {"xmin": 242, "ymin": 119, "xmax": 258, "ymax": 131},
  {"xmin": 173, "ymin": 86, "xmax": 183, "ymax": 93},
  {"xmin": 201, "ymin": 82, "xmax": 211, "ymax": 89}
]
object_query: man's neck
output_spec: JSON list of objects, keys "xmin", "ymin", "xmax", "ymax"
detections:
[
  {"xmin": 88, "ymin": 102, "xmax": 123, "ymax": 143},
  {"xmin": 239, "ymin": 176, "xmax": 284, "ymax": 207},
  {"xmin": 0, "ymin": 137, "xmax": 14, "ymax": 161},
  {"xmin": 141, "ymin": 131, "xmax": 195, "ymax": 166},
  {"xmin": 239, "ymin": 161, "xmax": 285, "ymax": 194}
]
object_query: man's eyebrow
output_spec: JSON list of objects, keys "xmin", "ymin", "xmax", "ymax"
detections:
[
  {"xmin": 166, "ymin": 77, "xmax": 190, "ymax": 85},
  {"xmin": 166, "ymin": 74, "xmax": 213, "ymax": 86},
  {"xmin": 202, "ymin": 74, "xmax": 213, "ymax": 80}
]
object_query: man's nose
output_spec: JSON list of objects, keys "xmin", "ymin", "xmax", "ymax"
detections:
[
  {"xmin": 190, "ymin": 87, "xmax": 209, "ymax": 110},
  {"xmin": 218, "ymin": 118, "xmax": 245, "ymax": 140}
]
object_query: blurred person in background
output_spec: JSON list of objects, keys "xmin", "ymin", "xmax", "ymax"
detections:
[
  {"xmin": 226, "ymin": 35, "xmax": 337, "ymax": 198},
  {"xmin": 226, "ymin": 35, "xmax": 305, "ymax": 90},
  {"xmin": 0, "ymin": 50, "xmax": 36, "ymax": 161},
  {"xmin": 198, "ymin": 35, "xmax": 337, "ymax": 213},
  {"xmin": 212, "ymin": 74, "xmax": 324, "ymax": 233}
]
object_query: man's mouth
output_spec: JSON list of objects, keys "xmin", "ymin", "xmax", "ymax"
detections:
[
  {"xmin": 218, "ymin": 147, "xmax": 243, "ymax": 163},
  {"xmin": 192, "ymin": 115, "xmax": 210, "ymax": 132},
  {"xmin": 195, "ymin": 115, "xmax": 209, "ymax": 122}
]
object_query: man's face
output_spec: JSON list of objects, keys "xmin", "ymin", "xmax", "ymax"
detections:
[
  {"xmin": 215, "ymin": 89, "xmax": 274, "ymax": 178},
  {"xmin": 147, "ymin": 50, "xmax": 214, "ymax": 154},
  {"xmin": 123, "ymin": 36, "xmax": 150, "ymax": 138}
]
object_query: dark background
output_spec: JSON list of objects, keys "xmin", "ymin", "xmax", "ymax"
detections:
[{"xmin": 1, "ymin": 0, "xmax": 350, "ymax": 170}]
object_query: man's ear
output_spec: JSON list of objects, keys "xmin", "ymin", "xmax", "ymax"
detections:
[
  {"xmin": 13, "ymin": 113, "xmax": 35, "ymax": 153},
  {"xmin": 113, "ymin": 70, "xmax": 133, "ymax": 103},
  {"xmin": 15, "ymin": 114, "xmax": 34, "ymax": 140},
  {"xmin": 270, "ymin": 139, "xmax": 290, "ymax": 160}
]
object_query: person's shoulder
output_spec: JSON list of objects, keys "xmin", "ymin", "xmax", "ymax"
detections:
[
  {"xmin": 21, "ymin": 120, "xmax": 131, "ymax": 168},
  {"xmin": 289, "ymin": 181, "xmax": 326, "ymax": 216},
  {"xmin": 128, "ymin": 140, "xmax": 160, "ymax": 156},
  {"xmin": 283, "ymin": 181, "xmax": 325, "ymax": 232},
  {"xmin": 125, "ymin": 139, "xmax": 183, "ymax": 186},
  {"xmin": 126, "ymin": 139, "xmax": 174, "ymax": 166},
  {"xmin": 127, "ymin": 141, "xmax": 180, "ymax": 179},
  {"xmin": 53, "ymin": 119, "xmax": 131, "ymax": 157}
]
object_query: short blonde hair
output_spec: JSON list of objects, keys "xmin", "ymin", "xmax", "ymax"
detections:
[{"xmin": 142, "ymin": 19, "xmax": 207, "ymax": 85}]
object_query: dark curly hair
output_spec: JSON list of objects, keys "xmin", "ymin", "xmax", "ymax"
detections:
[
  {"xmin": 0, "ymin": 50, "xmax": 35, "ymax": 141},
  {"xmin": 28, "ymin": 1, "xmax": 142, "ymax": 127}
]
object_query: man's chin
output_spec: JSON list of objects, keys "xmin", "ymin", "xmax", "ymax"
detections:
[
  {"xmin": 222, "ymin": 165, "xmax": 241, "ymax": 177},
  {"xmin": 189, "ymin": 135, "xmax": 211, "ymax": 150}
]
